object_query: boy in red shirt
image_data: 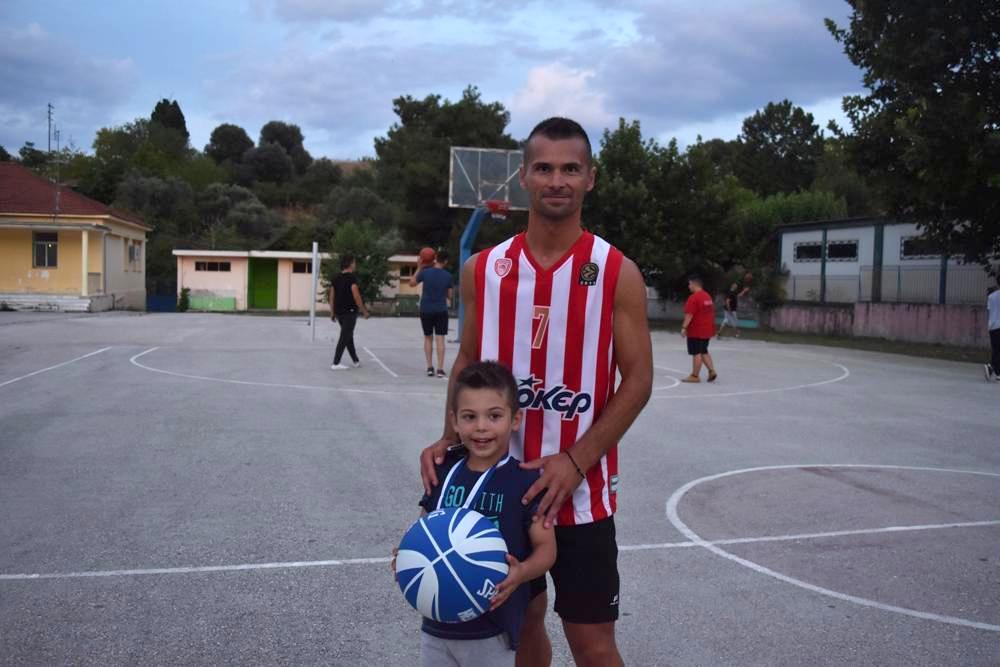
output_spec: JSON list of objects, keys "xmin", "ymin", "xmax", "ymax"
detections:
[{"xmin": 681, "ymin": 275, "xmax": 718, "ymax": 383}]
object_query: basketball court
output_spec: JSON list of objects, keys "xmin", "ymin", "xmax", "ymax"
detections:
[{"xmin": 1, "ymin": 312, "xmax": 997, "ymax": 665}]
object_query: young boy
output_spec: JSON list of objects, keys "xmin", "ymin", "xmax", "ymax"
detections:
[{"xmin": 394, "ymin": 360, "xmax": 556, "ymax": 666}]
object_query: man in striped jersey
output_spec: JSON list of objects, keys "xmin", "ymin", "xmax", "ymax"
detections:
[{"xmin": 421, "ymin": 118, "xmax": 653, "ymax": 666}]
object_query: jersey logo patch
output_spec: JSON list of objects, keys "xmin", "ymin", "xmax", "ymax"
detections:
[
  {"xmin": 517, "ymin": 375, "xmax": 592, "ymax": 420},
  {"xmin": 579, "ymin": 262, "xmax": 599, "ymax": 286},
  {"xmin": 495, "ymin": 258, "xmax": 512, "ymax": 277}
]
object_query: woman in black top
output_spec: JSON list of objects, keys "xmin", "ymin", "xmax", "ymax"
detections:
[{"xmin": 329, "ymin": 254, "xmax": 370, "ymax": 369}]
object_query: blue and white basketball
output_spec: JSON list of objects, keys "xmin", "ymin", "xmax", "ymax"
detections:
[{"xmin": 396, "ymin": 507, "xmax": 509, "ymax": 623}]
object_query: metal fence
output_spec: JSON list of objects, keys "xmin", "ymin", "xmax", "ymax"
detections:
[{"xmin": 786, "ymin": 264, "xmax": 993, "ymax": 305}]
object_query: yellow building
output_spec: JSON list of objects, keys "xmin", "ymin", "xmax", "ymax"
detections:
[{"xmin": 0, "ymin": 163, "xmax": 152, "ymax": 311}]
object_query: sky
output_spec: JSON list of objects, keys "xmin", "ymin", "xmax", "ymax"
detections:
[{"xmin": 0, "ymin": 1, "xmax": 864, "ymax": 161}]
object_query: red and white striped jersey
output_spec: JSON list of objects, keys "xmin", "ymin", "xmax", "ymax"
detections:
[{"xmin": 474, "ymin": 231, "xmax": 624, "ymax": 526}]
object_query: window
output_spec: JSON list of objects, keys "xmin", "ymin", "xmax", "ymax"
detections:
[
  {"xmin": 126, "ymin": 240, "xmax": 143, "ymax": 271},
  {"xmin": 195, "ymin": 261, "xmax": 231, "ymax": 272},
  {"xmin": 793, "ymin": 242, "xmax": 822, "ymax": 262},
  {"xmin": 33, "ymin": 232, "xmax": 58, "ymax": 268},
  {"xmin": 900, "ymin": 236, "xmax": 941, "ymax": 260},
  {"xmin": 826, "ymin": 240, "xmax": 858, "ymax": 262},
  {"xmin": 399, "ymin": 265, "xmax": 416, "ymax": 278},
  {"xmin": 292, "ymin": 261, "xmax": 312, "ymax": 273}
]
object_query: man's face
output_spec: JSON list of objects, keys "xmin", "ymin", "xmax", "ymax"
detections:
[{"xmin": 519, "ymin": 135, "xmax": 596, "ymax": 221}]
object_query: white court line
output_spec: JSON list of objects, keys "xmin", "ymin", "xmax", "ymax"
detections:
[
  {"xmin": 364, "ymin": 346, "xmax": 398, "ymax": 378},
  {"xmin": 651, "ymin": 362, "xmax": 850, "ymax": 399},
  {"xmin": 0, "ymin": 347, "xmax": 111, "ymax": 388},
  {"xmin": 666, "ymin": 464, "xmax": 1000, "ymax": 632},
  {"xmin": 3, "ymin": 518, "xmax": 996, "ymax": 582},
  {"xmin": 130, "ymin": 347, "xmax": 435, "ymax": 397}
]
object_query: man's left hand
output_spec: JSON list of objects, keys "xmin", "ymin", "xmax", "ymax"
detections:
[{"xmin": 520, "ymin": 452, "xmax": 583, "ymax": 528}]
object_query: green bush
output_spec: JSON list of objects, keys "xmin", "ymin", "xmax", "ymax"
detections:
[{"xmin": 177, "ymin": 287, "xmax": 191, "ymax": 312}]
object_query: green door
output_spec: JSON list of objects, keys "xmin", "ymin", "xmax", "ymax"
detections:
[{"xmin": 248, "ymin": 258, "xmax": 278, "ymax": 309}]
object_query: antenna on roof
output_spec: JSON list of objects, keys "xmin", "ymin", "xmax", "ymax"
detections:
[{"xmin": 47, "ymin": 103, "xmax": 54, "ymax": 154}]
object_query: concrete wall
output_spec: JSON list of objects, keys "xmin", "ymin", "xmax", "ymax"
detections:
[
  {"xmin": 854, "ymin": 302, "xmax": 989, "ymax": 348},
  {"xmin": 281, "ymin": 261, "xmax": 330, "ymax": 312},
  {"xmin": 177, "ymin": 256, "xmax": 249, "ymax": 310},
  {"xmin": 0, "ymin": 229, "xmax": 83, "ymax": 294},
  {"xmin": 764, "ymin": 302, "xmax": 990, "ymax": 348},
  {"xmin": 765, "ymin": 303, "xmax": 855, "ymax": 337}
]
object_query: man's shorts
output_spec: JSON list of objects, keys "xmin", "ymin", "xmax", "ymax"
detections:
[
  {"xmin": 420, "ymin": 311, "xmax": 449, "ymax": 336},
  {"xmin": 529, "ymin": 516, "xmax": 619, "ymax": 624},
  {"xmin": 687, "ymin": 337, "xmax": 710, "ymax": 355}
]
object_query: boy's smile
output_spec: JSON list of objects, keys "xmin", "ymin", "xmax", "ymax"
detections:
[{"xmin": 452, "ymin": 387, "xmax": 522, "ymax": 472}]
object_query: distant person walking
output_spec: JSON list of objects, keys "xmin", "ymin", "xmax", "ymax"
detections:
[
  {"xmin": 717, "ymin": 282, "xmax": 740, "ymax": 338},
  {"xmin": 986, "ymin": 278, "xmax": 1000, "ymax": 382},
  {"xmin": 329, "ymin": 254, "xmax": 370, "ymax": 370},
  {"xmin": 681, "ymin": 275, "xmax": 717, "ymax": 383},
  {"xmin": 410, "ymin": 250, "xmax": 453, "ymax": 378}
]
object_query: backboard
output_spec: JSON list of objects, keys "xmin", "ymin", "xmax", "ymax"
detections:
[{"xmin": 449, "ymin": 147, "xmax": 529, "ymax": 210}]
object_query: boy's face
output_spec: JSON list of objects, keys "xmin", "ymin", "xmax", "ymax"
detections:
[{"xmin": 451, "ymin": 387, "xmax": 521, "ymax": 466}]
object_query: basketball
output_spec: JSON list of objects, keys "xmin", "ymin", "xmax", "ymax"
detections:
[
  {"xmin": 396, "ymin": 507, "xmax": 509, "ymax": 623},
  {"xmin": 419, "ymin": 247, "xmax": 436, "ymax": 265}
]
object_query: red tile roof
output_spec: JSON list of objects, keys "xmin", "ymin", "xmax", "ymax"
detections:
[{"xmin": 0, "ymin": 162, "xmax": 150, "ymax": 229}]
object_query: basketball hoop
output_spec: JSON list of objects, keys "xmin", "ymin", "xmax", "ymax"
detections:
[{"xmin": 484, "ymin": 199, "xmax": 510, "ymax": 222}]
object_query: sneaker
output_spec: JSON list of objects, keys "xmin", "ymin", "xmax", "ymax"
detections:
[
  {"xmin": 436, "ymin": 369, "xmax": 446, "ymax": 378},
  {"xmin": 986, "ymin": 364, "xmax": 996, "ymax": 382},
  {"xmin": 331, "ymin": 363, "xmax": 349, "ymax": 370},
  {"xmin": 426, "ymin": 367, "xmax": 435, "ymax": 377},
  {"xmin": 351, "ymin": 360, "xmax": 361, "ymax": 368},
  {"xmin": 707, "ymin": 372, "xmax": 718, "ymax": 383},
  {"xmin": 681, "ymin": 375, "xmax": 700, "ymax": 383}
]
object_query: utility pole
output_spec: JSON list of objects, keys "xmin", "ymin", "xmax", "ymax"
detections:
[{"xmin": 47, "ymin": 103, "xmax": 54, "ymax": 153}]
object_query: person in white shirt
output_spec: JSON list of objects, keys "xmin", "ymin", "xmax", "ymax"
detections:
[{"xmin": 986, "ymin": 277, "xmax": 1000, "ymax": 382}]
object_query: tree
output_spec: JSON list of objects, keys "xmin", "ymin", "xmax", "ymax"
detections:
[
  {"xmin": 259, "ymin": 121, "xmax": 312, "ymax": 175},
  {"xmin": 0, "ymin": 145, "xmax": 11, "ymax": 161},
  {"xmin": 148, "ymin": 99, "xmax": 190, "ymax": 160},
  {"xmin": 827, "ymin": 1, "xmax": 1000, "ymax": 269},
  {"xmin": 18, "ymin": 142, "xmax": 49, "ymax": 170},
  {"xmin": 323, "ymin": 221, "xmax": 395, "ymax": 302},
  {"xmin": 77, "ymin": 119, "xmax": 150, "ymax": 202},
  {"xmin": 196, "ymin": 183, "xmax": 258, "ymax": 248},
  {"xmin": 374, "ymin": 86, "xmax": 518, "ymax": 247},
  {"xmin": 205, "ymin": 124, "xmax": 254, "ymax": 165},
  {"xmin": 243, "ymin": 143, "xmax": 294, "ymax": 183},
  {"xmin": 736, "ymin": 100, "xmax": 825, "ymax": 196},
  {"xmin": 150, "ymin": 99, "xmax": 189, "ymax": 141},
  {"xmin": 322, "ymin": 186, "xmax": 399, "ymax": 232}
]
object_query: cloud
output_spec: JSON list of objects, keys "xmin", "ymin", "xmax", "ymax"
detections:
[
  {"xmin": 0, "ymin": 23, "xmax": 137, "ymax": 150},
  {"xmin": 260, "ymin": 0, "xmax": 535, "ymax": 23},
  {"xmin": 591, "ymin": 1, "xmax": 861, "ymax": 127},
  {"xmin": 508, "ymin": 65, "xmax": 615, "ymax": 137},
  {"xmin": 200, "ymin": 37, "xmax": 507, "ymax": 157}
]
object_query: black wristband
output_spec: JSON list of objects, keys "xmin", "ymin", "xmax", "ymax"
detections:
[{"xmin": 564, "ymin": 450, "xmax": 586, "ymax": 480}]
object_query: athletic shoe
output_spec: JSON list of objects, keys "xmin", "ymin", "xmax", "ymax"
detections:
[
  {"xmin": 987, "ymin": 364, "xmax": 996, "ymax": 382},
  {"xmin": 351, "ymin": 361, "xmax": 361, "ymax": 368},
  {"xmin": 681, "ymin": 375, "xmax": 700, "ymax": 383},
  {"xmin": 707, "ymin": 372, "xmax": 718, "ymax": 383},
  {"xmin": 331, "ymin": 363, "xmax": 349, "ymax": 370},
  {"xmin": 436, "ymin": 369, "xmax": 446, "ymax": 378},
  {"xmin": 426, "ymin": 367, "xmax": 435, "ymax": 377}
]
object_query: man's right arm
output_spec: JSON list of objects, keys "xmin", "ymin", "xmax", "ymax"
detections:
[{"xmin": 419, "ymin": 254, "xmax": 479, "ymax": 494}]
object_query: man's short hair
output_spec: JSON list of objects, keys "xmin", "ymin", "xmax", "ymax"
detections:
[
  {"xmin": 525, "ymin": 117, "xmax": 593, "ymax": 165},
  {"xmin": 340, "ymin": 254, "xmax": 355, "ymax": 270},
  {"xmin": 452, "ymin": 360, "xmax": 519, "ymax": 413},
  {"xmin": 688, "ymin": 274, "xmax": 704, "ymax": 286}
]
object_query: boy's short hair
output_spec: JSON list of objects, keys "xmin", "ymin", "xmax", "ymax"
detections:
[
  {"xmin": 452, "ymin": 361, "xmax": 519, "ymax": 413},
  {"xmin": 688, "ymin": 274, "xmax": 703, "ymax": 286},
  {"xmin": 525, "ymin": 117, "xmax": 593, "ymax": 166},
  {"xmin": 340, "ymin": 254, "xmax": 355, "ymax": 270}
]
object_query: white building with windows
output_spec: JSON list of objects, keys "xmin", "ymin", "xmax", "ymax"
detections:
[{"xmin": 778, "ymin": 218, "xmax": 995, "ymax": 305}]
